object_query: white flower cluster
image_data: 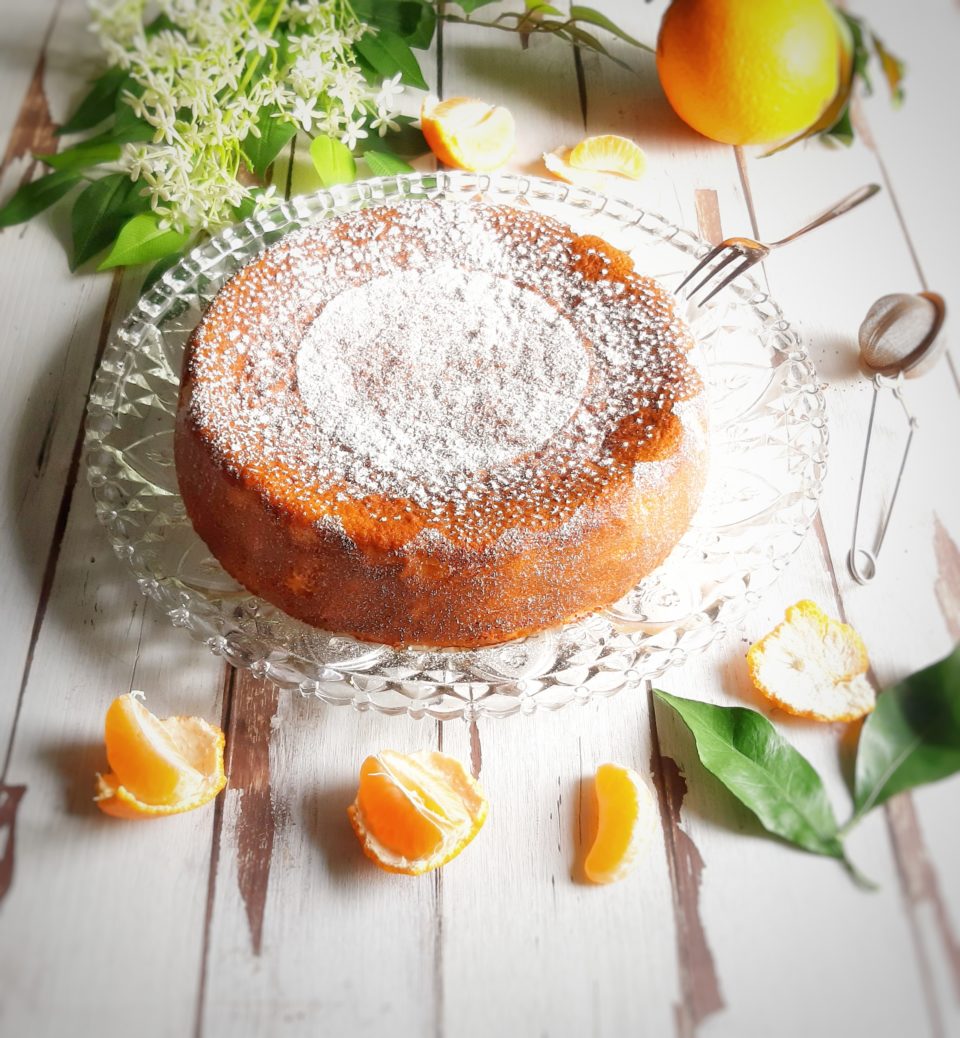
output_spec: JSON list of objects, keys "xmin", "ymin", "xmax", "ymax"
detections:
[{"xmin": 87, "ymin": 0, "xmax": 406, "ymax": 232}]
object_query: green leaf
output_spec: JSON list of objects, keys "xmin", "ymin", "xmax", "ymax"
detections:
[
  {"xmin": 232, "ymin": 196, "xmax": 258, "ymax": 222},
  {"xmin": 823, "ymin": 105, "xmax": 855, "ymax": 147},
  {"xmin": 113, "ymin": 78, "xmax": 151, "ymax": 139},
  {"xmin": 144, "ymin": 13, "xmax": 177, "ymax": 36},
  {"xmin": 352, "ymin": 0, "xmax": 437, "ymax": 50},
  {"xmin": 231, "ymin": 187, "xmax": 274, "ymax": 223},
  {"xmin": 563, "ymin": 24, "xmax": 619, "ymax": 61},
  {"xmin": 654, "ymin": 690, "xmax": 846, "ymax": 860},
  {"xmin": 872, "ymin": 33, "xmax": 906, "ymax": 107},
  {"xmin": 362, "ymin": 149, "xmax": 414, "ymax": 176},
  {"xmin": 40, "ymin": 121, "xmax": 156, "ymax": 173},
  {"xmin": 40, "ymin": 137, "xmax": 120, "ymax": 172},
  {"xmin": 0, "ymin": 169, "xmax": 81, "ymax": 228},
  {"xmin": 56, "ymin": 67, "xmax": 126, "ymax": 136},
  {"xmin": 362, "ymin": 114, "xmax": 427, "ymax": 158},
  {"xmin": 242, "ymin": 106, "xmax": 297, "ymax": 177},
  {"xmin": 355, "ymin": 28, "xmax": 429, "ymax": 90},
  {"xmin": 114, "ymin": 107, "xmax": 153, "ymax": 143},
  {"xmin": 569, "ymin": 5, "xmax": 646, "ymax": 49},
  {"xmin": 309, "ymin": 135, "xmax": 357, "ymax": 188},
  {"xmin": 448, "ymin": 0, "xmax": 501, "ymax": 11},
  {"xmin": 97, "ymin": 211, "xmax": 190, "ymax": 270},
  {"xmin": 142, "ymin": 255, "xmax": 178, "ymax": 292},
  {"xmin": 853, "ymin": 645, "xmax": 960, "ymax": 819},
  {"xmin": 70, "ymin": 173, "xmax": 149, "ymax": 269},
  {"xmin": 840, "ymin": 12, "xmax": 872, "ymax": 94}
]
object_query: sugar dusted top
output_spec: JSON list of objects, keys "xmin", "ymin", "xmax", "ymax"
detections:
[
  {"xmin": 184, "ymin": 199, "xmax": 702, "ymax": 547},
  {"xmin": 296, "ymin": 265, "xmax": 590, "ymax": 480}
]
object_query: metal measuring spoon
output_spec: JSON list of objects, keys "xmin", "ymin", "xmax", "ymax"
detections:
[{"xmin": 848, "ymin": 291, "xmax": 947, "ymax": 584}]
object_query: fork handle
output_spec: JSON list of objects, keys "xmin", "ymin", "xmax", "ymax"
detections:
[{"xmin": 769, "ymin": 183, "xmax": 881, "ymax": 249}]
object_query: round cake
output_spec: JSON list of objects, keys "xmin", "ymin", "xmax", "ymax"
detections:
[{"xmin": 175, "ymin": 199, "xmax": 708, "ymax": 648}]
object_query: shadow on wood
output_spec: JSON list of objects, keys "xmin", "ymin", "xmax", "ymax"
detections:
[
  {"xmin": 569, "ymin": 771, "xmax": 597, "ymax": 885},
  {"xmin": 302, "ymin": 781, "xmax": 370, "ymax": 882},
  {"xmin": 39, "ymin": 738, "xmax": 113, "ymax": 819}
]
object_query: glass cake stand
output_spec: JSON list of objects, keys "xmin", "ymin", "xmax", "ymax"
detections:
[{"xmin": 84, "ymin": 171, "xmax": 828, "ymax": 720}]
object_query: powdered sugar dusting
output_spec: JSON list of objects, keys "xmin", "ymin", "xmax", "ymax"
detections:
[
  {"xmin": 296, "ymin": 265, "xmax": 589, "ymax": 480},
  {"xmin": 185, "ymin": 199, "xmax": 703, "ymax": 543}
]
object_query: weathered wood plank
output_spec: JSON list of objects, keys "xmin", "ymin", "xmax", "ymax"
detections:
[
  {"xmin": 435, "ymin": 10, "xmax": 683, "ymax": 1037},
  {"xmin": 653, "ymin": 573, "xmax": 937, "ymax": 1037},
  {"xmin": 442, "ymin": 703, "xmax": 683, "ymax": 1038},
  {"xmin": 198, "ymin": 696, "xmax": 440, "ymax": 1038},
  {"xmin": 848, "ymin": 12, "xmax": 960, "ymax": 977},
  {"xmin": 0, "ymin": 408, "xmax": 225, "ymax": 1037},
  {"xmin": 738, "ymin": 72, "xmax": 960, "ymax": 1033},
  {"xmin": 197, "ymin": 32, "xmax": 444, "ymax": 1038},
  {"xmin": 0, "ymin": 2, "xmax": 114, "ymax": 777},
  {"xmin": 848, "ymin": 0, "xmax": 959, "ymax": 376},
  {"xmin": 0, "ymin": 2, "xmax": 958, "ymax": 1037},
  {"xmin": 576, "ymin": 3, "xmax": 940, "ymax": 1036},
  {"xmin": 0, "ymin": 8, "xmax": 225, "ymax": 1035},
  {"xmin": 0, "ymin": 1, "xmax": 63, "ymax": 159}
]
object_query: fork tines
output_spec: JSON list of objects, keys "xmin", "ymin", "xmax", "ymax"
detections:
[{"xmin": 677, "ymin": 243, "xmax": 756, "ymax": 306}]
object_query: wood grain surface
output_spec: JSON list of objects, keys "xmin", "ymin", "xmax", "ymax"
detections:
[{"xmin": 0, "ymin": 2, "xmax": 957, "ymax": 1036}]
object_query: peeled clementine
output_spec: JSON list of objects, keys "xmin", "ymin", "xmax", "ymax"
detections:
[
  {"xmin": 94, "ymin": 693, "xmax": 227, "ymax": 819},
  {"xmin": 348, "ymin": 749, "xmax": 488, "ymax": 875},
  {"xmin": 656, "ymin": 0, "xmax": 841, "ymax": 146},
  {"xmin": 421, "ymin": 96, "xmax": 515, "ymax": 172},
  {"xmin": 747, "ymin": 601, "xmax": 875, "ymax": 721}
]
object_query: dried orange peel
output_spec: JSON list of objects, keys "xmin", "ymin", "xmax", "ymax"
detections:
[
  {"xmin": 747, "ymin": 600, "xmax": 875, "ymax": 722},
  {"xmin": 421, "ymin": 95, "xmax": 515, "ymax": 172},
  {"xmin": 544, "ymin": 134, "xmax": 647, "ymax": 192},
  {"xmin": 584, "ymin": 763, "xmax": 657, "ymax": 884},
  {"xmin": 348, "ymin": 749, "xmax": 488, "ymax": 875},
  {"xmin": 95, "ymin": 692, "xmax": 227, "ymax": 818}
]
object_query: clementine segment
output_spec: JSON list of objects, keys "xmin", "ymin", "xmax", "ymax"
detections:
[
  {"xmin": 569, "ymin": 135, "xmax": 646, "ymax": 179},
  {"xmin": 544, "ymin": 135, "xmax": 647, "ymax": 193},
  {"xmin": 584, "ymin": 763, "xmax": 657, "ymax": 885},
  {"xmin": 421, "ymin": 96, "xmax": 515, "ymax": 172},
  {"xmin": 348, "ymin": 749, "xmax": 488, "ymax": 875},
  {"xmin": 95, "ymin": 693, "xmax": 227, "ymax": 818}
]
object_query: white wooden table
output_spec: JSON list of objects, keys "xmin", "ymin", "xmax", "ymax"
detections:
[{"xmin": 1, "ymin": 2, "xmax": 959, "ymax": 1035}]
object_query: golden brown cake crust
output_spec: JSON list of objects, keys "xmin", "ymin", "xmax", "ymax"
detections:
[{"xmin": 175, "ymin": 200, "xmax": 708, "ymax": 647}]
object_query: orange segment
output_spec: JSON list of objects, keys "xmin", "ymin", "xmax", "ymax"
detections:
[
  {"xmin": 569, "ymin": 135, "xmax": 647, "ymax": 179},
  {"xmin": 543, "ymin": 149, "xmax": 614, "ymax": 193},
  {"xmin": 420, "ymin": 96, "xmax": 515, "ymax": 172},
  {"xmin": 747, "ymin": 600, "xmax": 875, "ymax": 722},
  {"xmin": 584, "ymin": 763, "xmax": 657, "ymax": 885},
  {"xmin": 543, "ymin": 135, "xmax": 646, "ymax": 193},
  {"xmin": 348, "ymin": 749, "xmax": 488, "ymax": 875},
  {"xmin": 95, "ymin": 693, "xmax": 227, "ymax": 819}
]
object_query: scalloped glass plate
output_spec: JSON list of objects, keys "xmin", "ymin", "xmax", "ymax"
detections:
[{"xmin": 84, "ymin": 171, "xmax": 827, "ymax": 720}]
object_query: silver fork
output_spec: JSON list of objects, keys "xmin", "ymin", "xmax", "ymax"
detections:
[{"xmin": 677, "ymin": 183, "xmax": 881, "ymax": 306}]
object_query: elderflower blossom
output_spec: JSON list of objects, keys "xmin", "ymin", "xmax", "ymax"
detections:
[{"xmin": 87, "ymin": 0, "xmax": 405, "ymax": 234}]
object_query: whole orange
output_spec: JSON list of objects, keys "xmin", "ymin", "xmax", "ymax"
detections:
[{"xmin": 656, "ymin": 0, "xmax": 841, "ymax": 146}]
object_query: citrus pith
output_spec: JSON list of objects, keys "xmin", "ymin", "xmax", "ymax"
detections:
[{"xmin": 747, "ymin": 601, "xmax": 875, "ymax": 721}]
